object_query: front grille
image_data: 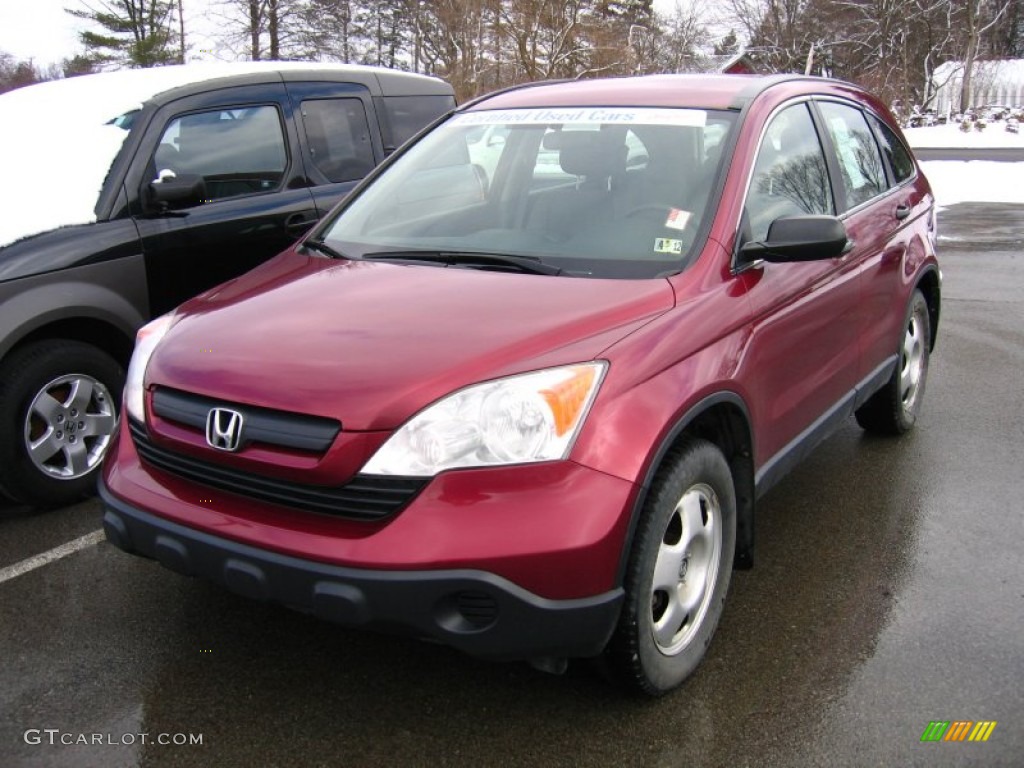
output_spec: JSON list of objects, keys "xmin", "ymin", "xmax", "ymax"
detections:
[
  {"xmin": 152, "ymin": 387, "xmax": 340, "ymax": 453},
  {"xmin": 129, "ymin": 420, "xmax": 426, "ymax": 520}
]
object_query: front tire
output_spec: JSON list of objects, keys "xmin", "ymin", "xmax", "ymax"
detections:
[
  {"xmin": 0, "ymin": 341, "xmax": 123, "ymax": 508},
  {"xmin": 855, "ymin": 289, "xmax": 931, "ymax": 435},
  {"xmin": 607, "ymin": 438, "xmax": 736, "ymax": 695}
]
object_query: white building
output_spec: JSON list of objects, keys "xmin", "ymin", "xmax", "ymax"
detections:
[{"xmin": 931, "ymin": 59, "xmax": 1024, "ymax": 114}]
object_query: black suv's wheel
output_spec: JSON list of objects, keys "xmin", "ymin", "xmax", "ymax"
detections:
[
  {"xmin": 608, "ymin": 438, "xmax": 736, "ymax": 695},
  {"xmin": 0, "ymin": 341, "xmax": 123, "ymax": 508},
  {"xmin": 856, "ymin": 289, "xmax": 931, "ymax": 435}
]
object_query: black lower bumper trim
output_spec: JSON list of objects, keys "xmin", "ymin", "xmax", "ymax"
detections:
[{"xmin": 99, "ymin": 480, "xmax": 623, "ymax": 661}]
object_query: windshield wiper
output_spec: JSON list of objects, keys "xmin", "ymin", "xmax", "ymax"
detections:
[
  {"xmin": 302, "ymin": 238, "xmax": 346, "ymax": 259},
  {"xmin": 361, "ymin": 250, "xmax": 562, "ymax": 276}
]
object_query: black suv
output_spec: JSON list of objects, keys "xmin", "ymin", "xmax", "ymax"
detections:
[{"xmin": 0, "ymin": 63, "xmax": 454, "ymax": 508}]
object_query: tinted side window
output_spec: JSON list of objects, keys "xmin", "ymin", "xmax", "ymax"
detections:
[
  {"xmin": 818, "ymin": 102, "xmax": 886, "ymax": 209},
  {"xmin": 300, "ymin": 98, "xmax": 374, "ymax": 183},
  {"xmin": 153, "ymin": 105, "xmax": 287, "ymax": 203},
  {"xmin": 746, "ymin": 103, "xmax": 833, "ymax": 242},
  {"xmin": 869, "ymin": 115, "xmax": 915, "ymax": 184},
  {"xmin": 383, "ymin": 95, "xmax": 455, "ymax": 147}
]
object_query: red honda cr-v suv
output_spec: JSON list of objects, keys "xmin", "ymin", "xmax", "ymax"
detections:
[{"xmin": 101, "ymin": 74, "xmax": 940, "ymax": 695}]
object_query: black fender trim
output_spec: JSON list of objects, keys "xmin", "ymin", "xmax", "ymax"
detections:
[{"xmin": 615, "ymin": 391, "xmax": 756, "ymax": 585}]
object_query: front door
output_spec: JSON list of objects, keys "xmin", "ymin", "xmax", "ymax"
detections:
[
  {"xmin": 741, "ymin": 102, "xmax": 864, "ymax": 472},
  {"xmin": 129, "ymin": 83, "xmax": 318, "ymax": 316}
]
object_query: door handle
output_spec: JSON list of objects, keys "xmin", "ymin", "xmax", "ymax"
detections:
[
  {"xmin": 285, "ymin": 211, "xmax": 319, "ymax": 235},
  {"xmin": 894, "ymin": 203, "xmax": 911, "ymax": 220}
]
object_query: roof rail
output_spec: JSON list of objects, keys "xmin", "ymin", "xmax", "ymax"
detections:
[{"xmin": 728, "ymin": 74, "xmax": 847, "ymax": 109}]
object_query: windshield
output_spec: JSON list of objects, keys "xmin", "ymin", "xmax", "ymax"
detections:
[{"xmin": 319, "ymin": 107, "xmax": 736, "ymax": 278}]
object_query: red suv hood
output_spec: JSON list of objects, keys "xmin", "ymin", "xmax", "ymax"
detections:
[{"xmin": 147, "ymin": 252, "xmax": 673, "ymax": 430}]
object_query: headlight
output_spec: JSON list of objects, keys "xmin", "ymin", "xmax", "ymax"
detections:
[
  {"xmin": 124, "ymin": 314, "xmax": 176, "ymax": 422},
  {"xmin": 362, "ymin": 362, "xmax": 607, "ymax": 476}
]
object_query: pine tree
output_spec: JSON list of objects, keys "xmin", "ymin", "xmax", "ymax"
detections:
[{"xmin": 66, "ymin": 0, "xmax": 181, "ymax": 68}]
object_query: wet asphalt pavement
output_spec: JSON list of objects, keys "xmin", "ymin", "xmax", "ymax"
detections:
[{"xmin": 2, "ymin": 202, "xmax": 1022, "ymax": 767}]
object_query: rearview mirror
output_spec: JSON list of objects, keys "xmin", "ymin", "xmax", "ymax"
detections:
[{"xmin": 740, "ymin": 215, "xmax": 850, "ymax": 263}]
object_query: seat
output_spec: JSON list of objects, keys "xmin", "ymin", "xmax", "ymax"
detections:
[{"xmin": 525, "ymin": 131, "xmax": 627, "ymax": 240}]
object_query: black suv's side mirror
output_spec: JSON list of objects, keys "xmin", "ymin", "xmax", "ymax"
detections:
[
  {"xmin": 740, "ymin": 215, "xmax": 851, "ymax": 263},
  {"xmin": 149, "ymin": 170, "xmax": 207, "ymax": 209}
]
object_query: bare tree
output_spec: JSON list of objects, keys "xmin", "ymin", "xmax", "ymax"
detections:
[
  {"xmin": 0, "ymin": 52, "xmax": 51, "ymax": 94},
  {"xmin": 416, "ymin": 0, "xmax": 489, "ymax": 98},
  {"xmin": 651, "ymin": 1, "xmax": 711, "ymax": 73},
  {"xmin": 299, "ymin": 0, "xmax": 358, "ymax": 61},
  {"xmin": 721, "ymin": 0, "xmax": 825, "ymax": 72},
  {"xmin": 216, "ymin": 0, "xmax": 305, "ymax": 60},
  {"xmin": 958, "ymin": 0, "xmax": 1013, "ymax": 109},
  {"xmin": 500, "ymin": 0, "xmax": 593, "ymax": 81}
]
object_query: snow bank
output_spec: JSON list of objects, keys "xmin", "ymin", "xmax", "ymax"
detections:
[
  {"xmin": 907, "ymin": 120, "xmax": 1024, "ymax": 208},
  {"xmin": 920, "ymin": 160, "xmax": 1024, "ymax": 210}
]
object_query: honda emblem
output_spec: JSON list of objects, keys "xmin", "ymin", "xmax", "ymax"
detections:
[{"xmin": 206, "ymin": 408, "xmax": 244, "ymax": 452}]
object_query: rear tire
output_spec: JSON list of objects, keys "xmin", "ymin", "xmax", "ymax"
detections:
[
  {"xmin": 607, "ymin": 438, "xmax": 736, "ymax": 695},
  {"xmin": 855, "ymin": 289, "xmax": 930, "ymax": 435},
  {"xmin": 0, "ymin": 341, "xmax": 123, "ymax": 508}
]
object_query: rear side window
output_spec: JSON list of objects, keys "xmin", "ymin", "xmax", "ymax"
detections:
[
  {"xmin": 300, "ymin": 98, "xmax": 374, "ymax": 183},
  {"xmin": 869, "ymin": 115, "xmax": 915, "ymax": 184},
  {"xmin": 818, "ymin": 102, "xmax": 886, "ymax": 210},
  {"xmin": 383, "ymin": 95, "xmax": 455, "ymax": 147},
  {"xmin": 153, "ymin": 106, "xmax": 287, "ymax": 203}
]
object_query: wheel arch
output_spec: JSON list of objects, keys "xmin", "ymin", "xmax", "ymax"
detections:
[
  {"xmin": 616, "ymin": 392, "xmax": 756, "ymax": 586},
  {"xmin": 10, "ymin": 317, "xmax": 136, "ymax": 368},
  {"xmin": 0, "ymin": 282, "xmax": 144, "ymax": 366}
]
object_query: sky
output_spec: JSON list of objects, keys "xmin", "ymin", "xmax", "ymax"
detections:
[
  {"xmin": 0, "ymin": 0, "xmax": 85, "ymax": 65},
  {"xmin": 3, "ymin": 0, "xmax": 686, "ymax": 68},
  {"xmin": 0, "ymin": 0, "xmax": 222, "ymax": 66}
]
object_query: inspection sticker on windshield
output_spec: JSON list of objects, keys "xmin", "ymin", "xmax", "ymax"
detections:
[
  {"xmin": 664, "ymin": 208, "xmax": 691, "ymax": 231},
  {"xmin": 451, "ymin": 108, "xmax": 707, "ymax": 128},
  {"xmin": 654, "ymin": 238, "xmax": 683, "ymax": 255}
]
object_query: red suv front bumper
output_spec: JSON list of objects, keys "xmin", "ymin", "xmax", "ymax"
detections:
[{"xmin": 99, "ymin": 423, "xmax": 636, "ymax": 660}]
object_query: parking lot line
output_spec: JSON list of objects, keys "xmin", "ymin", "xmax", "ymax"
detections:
[{"xmin": 0, "ymin": 529, "xmax": 105, "ymax": 585}]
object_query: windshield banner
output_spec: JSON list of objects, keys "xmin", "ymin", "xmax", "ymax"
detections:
[{"xmin": 450, "ymin": 108, "xmax": 708, "ymax": 128}]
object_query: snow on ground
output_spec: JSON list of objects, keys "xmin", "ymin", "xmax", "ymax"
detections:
[
  {"xmin": 919, "ymin": 160, "xmax": 1024, "ymax": 210},
  {"xmin": 905, "ymin": 123, "xmax": 1024, "ymax": 210}
]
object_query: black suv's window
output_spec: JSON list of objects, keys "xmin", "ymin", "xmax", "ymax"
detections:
[
  {"xmin": 818, "ymin": 102, "xmax": 886, "ymax": 210},
  {"xmin": 152, "ymin": 105, "xmax": 287, "ymax": 203},
  {"xmin": 300, "ymin": 98, "xmax": 374, "ymax": 183},
  {"xmin": 746, "ymin": 103, "xmax": 833, "ymax": 242},
  {"xmin": 383, "ymin": 95, "xmax": 454, "ymax": 147},
  {"xmin": 869, "ymin": 114, "xmax": 915, "ymax": 185}
]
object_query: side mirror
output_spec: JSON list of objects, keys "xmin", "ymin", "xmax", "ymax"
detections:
[
  {"xmin": 149, "ymin": 170, "xmax": 207, "ymax": 208},
  {"xmin": 740, "ymin": 215, "xmax": 851, "ymax": 263}
]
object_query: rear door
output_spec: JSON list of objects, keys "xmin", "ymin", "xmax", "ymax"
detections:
[
  {"xmin": 284, "ymin": 80, "xmax": 385, "ymax": 219},
  {"xmin": 128, "ymin": 82, "xmax": 318, "ymax": 316},
  {"xmin": 814, "ymin": 101, "xmax": 929, "ymax": 387}
]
